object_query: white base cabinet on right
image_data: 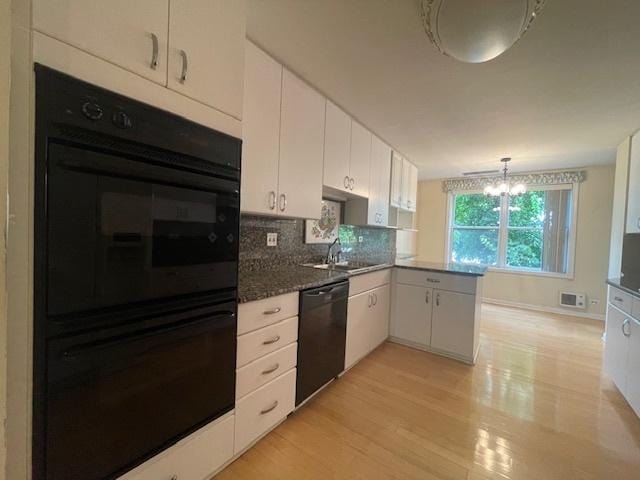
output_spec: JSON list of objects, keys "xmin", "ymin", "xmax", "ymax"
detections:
[{"xmin": 390, "ymin": 268, "xmax": 483, "ymax": 364}]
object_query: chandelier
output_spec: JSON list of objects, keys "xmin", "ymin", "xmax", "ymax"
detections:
[
  {"xmin": 484, "ymin": 158, "xmax": 527, "ymax": 197},
  {"xmin": 420, "ymin": 0, "xmax": 547, "ymax": 63}
]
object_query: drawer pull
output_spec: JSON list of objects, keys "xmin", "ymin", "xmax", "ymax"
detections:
[
  {"xmin": 261, "ymin": 363, "xmax": 280, "ymax": 375},
  {"xmin": 426, "ymin": 278, "xmax": 440, "ymax": 283},
  {"xmin": 614, "ymin": 296, "xmax": 624, "ymax": 302},
  {"xmin": 260, "ymin": 400, "xmax": 279, "ymax": 415},
  {"xmin": 263, "ymin": 307, "xmax": 281, "ymax": 315},
  {"xmin": 170, "ymin": 476, "xmax": 178, "ymax": 480},
  {"xmin": 622, "ymin": 318, "xmax": 631, "ymax": 337},
  {"xmin": 262, "ymin": 335, "xmax": 281, "ymax": 345}
]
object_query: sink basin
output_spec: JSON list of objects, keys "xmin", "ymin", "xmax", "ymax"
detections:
[{"xmin": 303, "ymin": 261, "xmax": 385, "ymax": 274}]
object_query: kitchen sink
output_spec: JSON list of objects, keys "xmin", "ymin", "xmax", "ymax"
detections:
[{"xmin": 302, "ymin": 261, "xmax": 387, "ymax": 274}]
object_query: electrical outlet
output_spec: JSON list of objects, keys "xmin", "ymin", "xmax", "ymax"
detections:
[
  {"xmin": 266, "ymin": 232, "xmax": 278, "ymax": 247},
  {"xmin": 358, "ymin": 236, "xmax": 364, "ymax": 243},
  {"xmin": 590, "ymin": 299, "xmax": 599, "ymax": 305}
]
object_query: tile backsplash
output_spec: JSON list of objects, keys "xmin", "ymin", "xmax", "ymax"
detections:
[{"xmin": 239, "ymin": 215, "xmax": 396, "ymax": 272}]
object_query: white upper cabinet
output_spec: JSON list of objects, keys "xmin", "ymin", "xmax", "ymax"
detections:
[
  {"xmin": 627, "ymin": 132, "xmax": 640, "ymax": 233},
  {"xmin": 368, "ymin": 136, "xmax": 392, "ymax": 226},
  {"xmin": 349, "ymin": 121, "xmax": 372, "ymax": 198},
  {"xmin": 33, "ymin": 0, "xmax": 170, "ymax": 85},
  {"xmin": 390, "ymin": 152, "xmax": 403, "ymax": 208},
  {"xmin": 407, "ymin": 162, "xmax": 418, "ymax": 212},
  {"xmin": 168, "ymin": 0, "xmax": 245, "ymax": 119},
  {"xmin": 241, "ymin": 41, "xmax": 282, "ymax": 216},
  {"xmin": 323, "ymin": 101, "xmax": 352, "ymax": 192},
  {"xmin": 278, "ymin": 69, "xmax": 325, "ymax": 219}
]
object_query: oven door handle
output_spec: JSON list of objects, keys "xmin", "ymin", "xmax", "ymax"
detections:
[
  {"xmin": 56, "ymin": 144, "xmax": 239, "ymax": 195},
  {"xmin": 60, "ymin": 310, "xmax": 235, "ymax": 362}
]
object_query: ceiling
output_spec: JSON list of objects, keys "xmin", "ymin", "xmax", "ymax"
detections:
[{"xmin": 247, "ymin": 0, "xmax": 640, "ymax": 179}]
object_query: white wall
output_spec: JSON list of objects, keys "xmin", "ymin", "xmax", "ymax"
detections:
[
  {"xmin": 0, "ymin": 0, "xmax": 11, "ymax": 475},
  {"xmin": 609, "ymin": 137, "xmax": 631, "ymax": 278},
  {"xmin": 416, "ymin": 165, "xmax": 616, "ymax": 319}
]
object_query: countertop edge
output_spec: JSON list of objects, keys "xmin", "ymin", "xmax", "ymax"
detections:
[
  {"xmin": 394, "ymin": 264, "xmax": 486, "ymax": 277},
  {"xmin": 606, "ymin": 278, "xmax": 640, "ymax": 300}
]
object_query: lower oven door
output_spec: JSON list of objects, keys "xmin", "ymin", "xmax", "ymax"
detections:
[{"xmin": 44, "ymin": 301, "xmax": 236, "ymax": 480}]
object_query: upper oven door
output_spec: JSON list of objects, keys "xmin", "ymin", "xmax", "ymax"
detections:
[{"xmin": 46, "ymin": 142, "xmax": 240, "ymax": 316}]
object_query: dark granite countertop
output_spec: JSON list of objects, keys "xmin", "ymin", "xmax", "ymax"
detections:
[
  {"xmin": 394, "ymin": 259, "xmax": 487, "ymax": 277},
  {"xmin": 238, "ymin": 266, "xmax": 350, "ymax": 303},
  {"xmin": 239, "ymin": 260, "xmax": 488, "ymax": 303},
  {"xmin": 607, "ymin": 278, "xmax": 640, "ymax": 299}
]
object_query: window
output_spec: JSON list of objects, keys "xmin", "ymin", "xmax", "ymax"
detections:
[{"xmin": 448, "ymin": 185, "xmax": 576, "ymax": 275}]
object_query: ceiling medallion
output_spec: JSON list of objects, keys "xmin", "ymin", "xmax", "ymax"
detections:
[
  {"xmin": 484, "ymin": 158, "xmax": 527, "ymax": 197},
  {"xmin": 420, "ymin": 0, "xmax": 547, "ymax": 63}
]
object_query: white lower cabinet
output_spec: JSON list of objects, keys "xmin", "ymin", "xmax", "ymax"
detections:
[
  {"xmin": 390, "ymin": 268, "xmax": 482, "ymax": 364},
  {"xmin": 604, "ymin": 304, "xmax": 631, "ymax": 393},
  {"xmin": 234, "ymin": 368, "xmax": 297, "ymax": 453},
  {"xmin": 604, "ymin": 286, "xmax": 640, "ymax": 417},
  {"xmin": 118, "ymin": 413, "xmax": 234, "ymax": 480},
  {"xmin": 391, "ymin": 283, "xmax": 432, "ymax": 346},
  {"xmin": 236, "ymin": 342, "xmax": 298, "ymax": 400},
  {"xmin": 430, "ymin": 290, "xmax": 477, "ymax": 360},
  {"xmin": 345, "ymin": 272, "xmax": 391, "ymax": 370}
]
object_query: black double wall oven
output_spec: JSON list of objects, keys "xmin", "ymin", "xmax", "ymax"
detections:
[{"xmin": 33, "ymin": 65, "xmax": 242, "ymax": 480}]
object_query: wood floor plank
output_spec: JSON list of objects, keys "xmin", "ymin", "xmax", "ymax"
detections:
[{"xmin": 215, "ymin": 304, "xmax": 640, "ymax": 479}]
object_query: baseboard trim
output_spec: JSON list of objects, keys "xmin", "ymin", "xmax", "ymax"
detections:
[{"xmin": 482, "ymin": 297, "xmax": 605, "ymax": 322}]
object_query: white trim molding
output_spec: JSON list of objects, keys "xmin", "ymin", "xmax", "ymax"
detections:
[
  {"xmin": 482, "ymin": 298, "xmax": 605, "ymax": 322},
  {"xmin": 442, "ymin": 170, "xmax": 586, "ymax": 192}
]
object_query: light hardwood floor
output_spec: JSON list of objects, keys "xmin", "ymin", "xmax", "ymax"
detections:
[{"xmin": 216, "ymin": 304, "xmax": 640, "ymax": 479}]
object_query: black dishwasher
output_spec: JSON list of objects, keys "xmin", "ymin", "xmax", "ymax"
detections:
[{"xmin": 296, "ymin": 280, "xmax": 349, "ymax": 406}]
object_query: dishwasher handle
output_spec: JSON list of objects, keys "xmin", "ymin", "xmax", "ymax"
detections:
[{"xmin": 301, "ymin": 281, "xmax": 349, "ymax": 310}]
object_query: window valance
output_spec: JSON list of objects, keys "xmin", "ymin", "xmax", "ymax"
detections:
[{"xmin": 442, "ymin": 170, "xmax": 586, "ymax": 193}]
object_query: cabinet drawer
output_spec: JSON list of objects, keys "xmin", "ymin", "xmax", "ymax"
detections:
[
  {"xmin": 609, "ymin": 287, "xmax": 634, "ymax": 315},
  {"xmin": 119, "ymin": 413, "xmax": 234, "ymax": 480},
  {"xmin": 395, "ymin": 268, "xmax": 477, "ymax": 295},
  {"xmin": 634, "ymin": 297, "xmax": 640, "ymax": 320},
  {"xmin": 238, "ymin": 292, "xmax": 299, "ymax": 335},
  {"xmin": 349, "ymin": 269, "xmax": 391, "ymax": 296},
  {"xmin": 236, "ymin": 342, "xmax": 298, "ymax": 400},
  {"xmin": 234, "ymin": 368, "xmax": 296, "ymax": 453},
  {"xmin": 237, "ymin": 316, "xmax": 298, "ymax": 367}
]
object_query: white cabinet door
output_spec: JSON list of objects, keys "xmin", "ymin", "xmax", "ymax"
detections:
[
  {"xmin": 604, "ymin": 305, "xmax": 631, "ymax": 394},
  {"xmin": 431, "ymin": 290, "xmax": 476, "ymax": 360},
  {"xmin": 407, "ymin": 162, "xmax": 418, "ymax": 212},
  {"xmin": 349, "ymin": 121, "xmax": 371, "ymax": 198},
  {"xmin": 390, "ymin": 152, "xmax": 403, "ymax": 208},
  {"xmin": 33, "ymin": 0, "xmax": 169, "ymax": 85},
  {"xmin": 625, "ymin": 318, "xmax": 640, "ymax": 416},
  {"xmin": 323, "ymin": 101, "xmax": 351, "ymax": 192},
  {"xmin": 278, "ymin": 69, "xmax": 325, "ymax": 219},
  {"xmin": 346, "ymin": 290, "xmax": 373, "ymax": 369},
  {"xmin": 241, "ymin": 41, "xmax": 282, "ymax": 215},
  {"xmin": 168, "ymin": 0, "xmax": 245, "ymax": 119},
  {"xmin": 627, "ymin": 133, "xmax": 640, "ymax": 233},
  {"xmin": 400, "ymin": 158, "xmax": 412, "ymax": 210},
  {"xmin": 370, "ymin": 285, "xmax": 391, "ymax": 349},
  {"xmin": 391, "ymin": 284, "xmax": 432, "ymax": 345},
  {"xmin": 369, "ymin": 136, "xmax": 392, "ymax": 226}
]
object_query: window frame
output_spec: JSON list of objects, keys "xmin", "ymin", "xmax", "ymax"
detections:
[{"xmin": 445, "ymin": 183, "xmax": 579, "ymax": 279}]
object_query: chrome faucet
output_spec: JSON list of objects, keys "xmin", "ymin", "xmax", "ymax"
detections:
[{"xmin": 325, "ymin": 238, "xmax": 342, "ymax": 266}]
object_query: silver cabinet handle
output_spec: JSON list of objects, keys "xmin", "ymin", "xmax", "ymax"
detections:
[
  {"xmin": 435, "ymin": 293, "xmax": 440, "ymax": 307},
  {"xmin": 622, "ymin": 318, "xmax": 631, "ymax": 337},
  {"xmin": 261, "ymin": 363, "xmax": 280, "ymax": 375},
  {"xmin": 425, "ymin": 291, "xmax": 430, "ymax": 304},
  {"xmin": 614, "ymin": 296, "xmax": 624, "ymax": 302},
  {"xmin": 368, "ymin": 293, "xmax": 372, "ymax": 307},
  {"xmin": 268, "ymin": 191, "xmax": 276, "ymax": 210},
  {"xmin": 279, "ymin": 193, "xmax": 287, "ymax": 212},
  {"xmin": 260, "ymin": 401, "xmax": 279, "ymax": 415},
  {"xmin": 263, "ymin": 307, "xmax": 281, "ymax": 315},
  {"xmin": 426, "ymin": 278, "xmax": 441, "ymax": 284},
  {"xmin": 149, "ymin": 33, "xmax": 159, "ymax": 70},
  {"xmin": 349, "ymin": 177, "xmax": 355, "ymax": 190},
  {"xmin": 179, "ymin": 49, "xmax": 188, "ymax": 84},
  {"xmin": 344, "ymin": 176, "xmax": 350, "ymax": 189},
  {"xmin": 262, "ymin": 335, "xmax": 280, "ymax": 345},
  {"xmin": 373, "ymin": 293, "xmax": 378, "ymax": 306}
]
